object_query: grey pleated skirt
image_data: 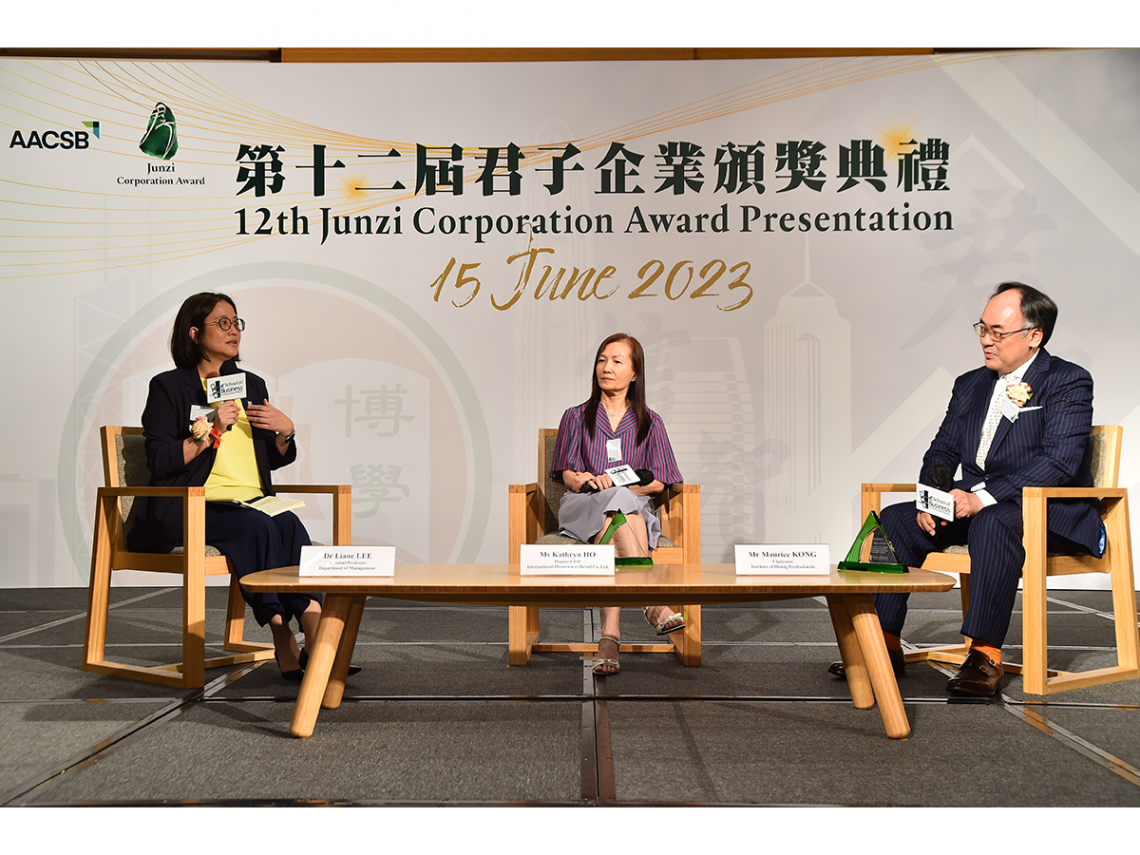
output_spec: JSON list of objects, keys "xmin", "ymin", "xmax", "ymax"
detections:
[{"xmin": 557, "ymin": 486, "xmax": 663, "ymax": 550}]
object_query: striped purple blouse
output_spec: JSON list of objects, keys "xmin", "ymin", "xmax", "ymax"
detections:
[{"xmin": 550, "ymin": 403, "xmax": 683, "ymax": 486}]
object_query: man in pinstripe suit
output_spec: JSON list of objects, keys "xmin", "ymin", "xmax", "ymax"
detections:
[{"xmin": 832, "ymin": 282, "xmax": 1104, "ymax": 696}]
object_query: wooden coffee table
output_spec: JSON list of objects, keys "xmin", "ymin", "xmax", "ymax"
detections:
[{"xmin": 241, "ymin": 563, "xmax": 954, "ymax": 739}]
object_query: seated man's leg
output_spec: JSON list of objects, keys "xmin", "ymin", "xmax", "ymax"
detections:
[
  {"xmin": 941, "ymin": 501, "xmax": 1027, "ymax": 697},
  {"xmin": 873, "ymin": 502, "xmax": 964, "ymax": 636},
  {"xmin": 960, "ymin": 502, "xmax": 1025, "ymax": 648}
]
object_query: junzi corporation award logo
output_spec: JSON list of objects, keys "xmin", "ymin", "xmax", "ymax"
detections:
[{"xmin": 139, "ymin": 102, "xmax": 178, "ymax": 160}]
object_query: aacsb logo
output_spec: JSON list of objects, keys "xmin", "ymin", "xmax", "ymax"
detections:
[{"xmin": 9, "ymin": 121, "xmax": 99, "ymax": 150}]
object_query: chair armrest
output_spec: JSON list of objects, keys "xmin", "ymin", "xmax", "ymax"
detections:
[
  {"xmin": 275, "ymin": 484, "xmax": 351, "ymax": 495},
  {"xmin": 98, "ymin": 486, "xmax": 206, "ymax": 498},
  {"xmin": 660, "ymin": 484, "xmax": 701, "ymax": 562},
  {"xmin": 860, "ymin": 483, "xmax": 917, "ymax": 518},
  {"xmin": 508, "ymin": 483, "xmax": 540, "ymax": 564},
  {"xmin": 276, "ymin": 484, "xmax": 352, "ymax": 545},
  {"xmin": 1023, "ymin": 487, "xmax": 1126, "ymax": 500}
]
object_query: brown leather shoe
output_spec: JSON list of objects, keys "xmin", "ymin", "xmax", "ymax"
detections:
[
  {"xmin": 828, "ymin": 647, "xmax": 906, "ymax": 679},
  {"xmin": 946, "ymin": 649, "xmax": 1004, "ymax": 696}
]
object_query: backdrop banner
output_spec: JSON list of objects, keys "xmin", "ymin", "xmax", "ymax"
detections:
[{"xmin": 2, "ymin": 51, "xmax": 1137, "ymax": 588}]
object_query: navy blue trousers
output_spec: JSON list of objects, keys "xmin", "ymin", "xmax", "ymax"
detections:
[
  {"xmin": 874, "ymin": 501, "xmax": 1088, "ymax": 648},
  {"xmin": 204, "ymin": 504, "xmax": 322, "ymax": 627}
]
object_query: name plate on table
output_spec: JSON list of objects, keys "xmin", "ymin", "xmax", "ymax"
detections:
[
  {"xmin": 916, "ymin": 483, "xmax": 955, "ymax": 522},
  {"xmin": 520, "ymin": 544, "xmax": 615, "ymax": 576},
  {"xmin": 299, "ymin": 545, "xmax": 394, "ymax": 577},
  {"xmin": 735, "ymin": 544, "xmax": 830, "ymax": 576}
]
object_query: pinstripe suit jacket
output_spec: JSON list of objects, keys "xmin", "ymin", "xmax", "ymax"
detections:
[{"xmin": 919, "ymin": 348, "xmax": 1102, "ymax": 554}]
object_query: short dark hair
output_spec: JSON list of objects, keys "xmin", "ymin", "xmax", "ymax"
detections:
[
  {"xmin": 170, "ymin": 292, "xmax": 240, "ymax": 369},
  {"xmin": 992, "ymin": 281, "xmax": 1057, "ymax": 346}
]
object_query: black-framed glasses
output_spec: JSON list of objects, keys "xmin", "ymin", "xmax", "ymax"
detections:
[
  {"xmin": 973, "ymin": 322, "xmax": 1032, "ymax": 342},
  {"xmin": 205, "ymin": 317, "xmax": 246, "ymax": 332}
]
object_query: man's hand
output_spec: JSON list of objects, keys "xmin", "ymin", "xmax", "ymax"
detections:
[
  {"xmin": 950, "ymin": 488, "xmax": 983, "ymax": 519},
  {"xmin": 917, "ymin": 511, "xmax": 938, "ymax": 536}
]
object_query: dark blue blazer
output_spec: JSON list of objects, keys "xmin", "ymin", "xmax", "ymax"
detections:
[
  {"xmin": 920, "ymin": 348, "xmax": 1102, "ymax": 554},
  {"xmin": 126, "ymin": 362, "xmax": 296, "ymax": 553}
]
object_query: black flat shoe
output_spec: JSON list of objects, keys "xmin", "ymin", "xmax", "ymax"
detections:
[
  {"xmin": 299, "ymin": 648, "xmax": 362, "ymax": 677},
  {"xmin": 275, "ymin": 651, "xmax": 304, "ymax": 683},
  {"xmin": 828, "ymin": 647, "xmax": 906, "ymax": 679}
]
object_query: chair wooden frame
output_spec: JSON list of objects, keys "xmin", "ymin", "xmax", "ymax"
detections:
[
  {"xmin": 83, "ymin": 425, "xmax": 352, "ymax": 689},
  {"xmin": 860, "ymin": 425, "xmax": 1140, "ymax": 695},
  {"xmin": 507, "ymin": 428, "xmax": 702, "ymax": 666}
]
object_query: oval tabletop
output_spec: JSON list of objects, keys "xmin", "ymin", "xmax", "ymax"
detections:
[{"xmin": 239, "ymin": 563, "xmax": 955, "ymax": 606}]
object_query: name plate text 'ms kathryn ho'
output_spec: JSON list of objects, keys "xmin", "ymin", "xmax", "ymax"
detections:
[
  {"xmin": 520, "ymin": 544, "xmax": 615, "ymax": 576},
  {"xmin": 299, "ymin": 545, "xmax": 395, "ymax": 577},
  {"xmin": 735, "ymin": 544, "xmax": 830, "ymax": 576}
]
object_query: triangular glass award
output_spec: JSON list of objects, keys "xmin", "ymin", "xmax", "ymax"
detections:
[
  {"xmin": 837, "ymin": 511, "xmax": 908, "ymax": 573},
  {"xmin": 598, "ymin": 511, "xmax": 653, "ymax": 567}
]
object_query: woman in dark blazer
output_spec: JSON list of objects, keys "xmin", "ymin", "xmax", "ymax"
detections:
[{"xmin": 128, "ymin": 291, "xmax": 337, "ymax": 681}]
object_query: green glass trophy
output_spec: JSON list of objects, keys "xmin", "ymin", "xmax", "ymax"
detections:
[
  {"xmin": 598, "ymin": 511, "xmax": 653, "ymax": 567},
  {"xmin": 837, "ymin": 511, "xmax": 908, "ymax": 573}
]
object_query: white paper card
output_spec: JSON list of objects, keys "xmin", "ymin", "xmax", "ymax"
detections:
[
  {"xmin": 604, "ymin": 464, "xmax": 639, "ymax": 486},
  {"xmin": 734, "ymin": 544, "xmax": 830, "ymax": 575},
  {"xmin": 916, "ymin": 482, "xmax": 955, "ymax": 522},
  {"xmin": 189, "ymin": 405, "xmax": 215, "ymax": 426},
  {"xmin": 605, "ymin": 438, "xmax": 622, "ymax": 462},
  {"xmin": 298, "ymin": 545, "xmax": 394, "ymax": 577},
  {"xmin": 520, "ymin": 544, "xmax": 615, "ymax": 576},
  {"xmin": 999, "ymin": 393, "xmax": 1021, "ymax": 423},
  {"xmin": 205, "ymin": 372, "xmax": 247, "ymax": 404}
]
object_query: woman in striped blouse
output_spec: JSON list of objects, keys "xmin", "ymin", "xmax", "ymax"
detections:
[{"xmin": 549, "ymin": 332, "xmax": 685, "ymax": 676}]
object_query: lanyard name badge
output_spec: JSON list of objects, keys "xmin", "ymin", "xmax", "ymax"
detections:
[{"xmin": 605, "ymin": 438, "xmax": 622, "ymax": 463}]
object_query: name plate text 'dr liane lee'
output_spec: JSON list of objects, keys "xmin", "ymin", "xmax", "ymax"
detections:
[{"xmin": 299, "ymin": 545, "xmax": 395, "ymax": 577}]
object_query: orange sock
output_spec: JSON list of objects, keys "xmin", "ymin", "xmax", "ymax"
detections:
[
  {"xmin": 883, "ymin": 632, "xmax": 902, "ymax": 652},
  {"xmin": 971, "ymin": 641, "xmax": 1002, "ymax": 665}
]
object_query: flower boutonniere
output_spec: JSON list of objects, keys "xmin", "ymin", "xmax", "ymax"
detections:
[
  {"xmin": 1006, "ymin": 381, "xmax": 1033, "ymax": 407},
  {"xmin": 190, "ymin": 416, "xmax": 212, "ymax": 441}
]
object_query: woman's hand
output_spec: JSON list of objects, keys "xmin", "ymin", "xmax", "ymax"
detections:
[
  {"xmin": 578, "ymin": 471, "xmax": 614, "ymax": 493},
  {"xmin": 246, "ymin": 399, "xmax": 294, "ymax": 436},
  {"xmin": 629, "ymin": 479, "xmax": 664, "ymax": 497},
  {"xmin": 213, "ymin": 400, "xmax": 241, "ymax": 432}
]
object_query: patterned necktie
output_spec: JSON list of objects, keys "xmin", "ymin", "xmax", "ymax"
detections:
[{"xmin": 976, "ymin": 374, "xmax": 1011, "ymax": 468}]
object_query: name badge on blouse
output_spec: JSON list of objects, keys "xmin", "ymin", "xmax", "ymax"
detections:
[
  {"xmin": 604, "ymin": 464, "xmax": 639, "ymax": 487},
  {"xmin": 606, "ymin": 438, "xmax": 622, "ymax": 462}
]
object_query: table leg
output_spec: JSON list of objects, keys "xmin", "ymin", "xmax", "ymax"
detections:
[
  {"xmin": 290, "ymin": 593, "xmax": 351, "ymax": 739},
  {"xmin": 846, "ymin": 593, "xmax": 911, "ymax": 740},
  {"xmin": 825, "ymin": 595, "xmax": 874, "ymax": 709},
  {"xmin": 323, "ymin": 594, "xmax": 366, "ymax": 710}
]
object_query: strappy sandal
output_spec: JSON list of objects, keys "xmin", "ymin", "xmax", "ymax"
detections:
[
  {"xmin": 643, "ymin": 606, "xmax": 685, "ymax": 635},
  {"xmin": 592, "ymin": 635, "xmax": 621, "ymax": 675}
]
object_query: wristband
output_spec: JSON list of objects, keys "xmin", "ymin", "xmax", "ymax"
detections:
[
  {"xmin": 209, "ymin": 427, "xmax": 223, "ymax": 449},
  {"xmin": 281, "ymin": 430, "xmax": 296, "ymax": 444}
]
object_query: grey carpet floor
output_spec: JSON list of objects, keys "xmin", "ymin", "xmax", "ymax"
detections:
[{"xmin": 1, "ymin": 587, "xmax": 1138, "ymax": 806}]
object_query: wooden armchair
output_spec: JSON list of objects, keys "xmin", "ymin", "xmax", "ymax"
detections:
[
  {"xmin": 507, "ymin": 428, "xmax": 702, "ymax": 666},
  {"xmin": 861, "ymin": 424, "xmax": 1139, "ymax": 695},
  {"xmin": 83, "ymin": 426, "xmax": 352, "ymax": 689}
]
